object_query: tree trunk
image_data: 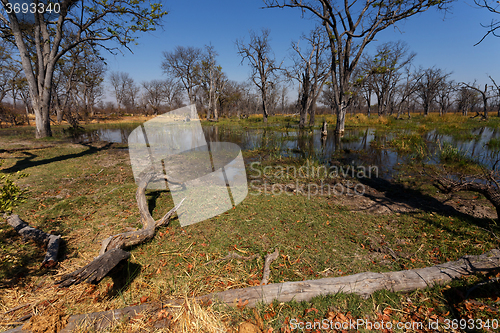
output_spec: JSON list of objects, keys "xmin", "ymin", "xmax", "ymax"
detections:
[
  {"xmin": 335, "ymin": 102, "xmax": 347, "ymax": 135},
  {"xmin": 33, "ymin": 103, "xmax": 52, "ymax": 139},
  {"xmin": 262, "ymin": 90, "xmax": 269, "ymax": 123},
  {"xmin": 308, "ymin": 96, "xmax": 317, "ymax": 126}
]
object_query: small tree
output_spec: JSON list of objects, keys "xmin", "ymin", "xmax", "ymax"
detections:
[
  {"xmin": 362, "ymin": 41, "xmax": 416, "ymax": 116},
  {"xmin": 415, "ymin": 67, "xmax": 451, "ymax": 116},
  {"xmin": 110, "ymin": 72, "xmax": 139, "ymax": 113}
]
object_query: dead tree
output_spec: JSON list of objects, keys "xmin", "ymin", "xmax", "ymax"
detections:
[
  {"xmin": 434, "ymin": 170, "xmax": 500, "ymax": 219},
  {"xmin": 462, "ymin": 82, "xmax": 491, "ymax": 120},
  {"xmin": 57, "ymin": 168, "xmax": 183, "ymax": 287}
]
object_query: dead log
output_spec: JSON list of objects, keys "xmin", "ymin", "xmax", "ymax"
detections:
[
  {"xmin": 55, "ymin": 168, "xmax": 183, "ymax": 287},
  {"xmin": 6, "ymin": 215, "xmax": 61, "ymax": 268},
  {"xmin": 6, "ymin": 249, "xmax": 500, "ymax": 333},
  {"xmin": 434, "ymin": 176, "xmax": 500, "ymax": 218},
  {"xmin": 202, "ymin": 248, "xmax": 500, "ymax": 307},
  {"xmin": 55, "ymin": 249, "xmax": 130, "ymax": 287}
]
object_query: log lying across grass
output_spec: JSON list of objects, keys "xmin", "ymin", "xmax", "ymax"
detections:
[
  {"xmin": 5, "ymin": 249, "xmax": 500, "ymax": 333},
  {"xmin": 56, "ymin": 168, "xmax": 183, "ymax": 287},
  {"xmin": 203, "ymin": 248, "xmax": 500, "ymax": 307},
  {"xmin": 6, "ymin": 214, "xmax": 61, "ymax": 268}
]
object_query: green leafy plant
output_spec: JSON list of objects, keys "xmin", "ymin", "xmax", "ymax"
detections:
[{"xmin": 0, "ymin": 161, "xmax": 28, "ymax": 213}]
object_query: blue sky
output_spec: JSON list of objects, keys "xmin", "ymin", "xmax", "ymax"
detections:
[{"xmin": 105, "ymin": 0, "xmax": 500, "ymax": 100}]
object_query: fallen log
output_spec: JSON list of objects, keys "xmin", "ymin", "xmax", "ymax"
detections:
[
  {"xmin": 55, "ymin": 168, "xmax": 183, "ymax": 287},
  {"xmin": 434, "ymin": 174, "xmax": 500, "ymax": 219},
  {"xmin": 202, "ymin": 248, "xmax": 500, "ymax": 307},
  {"xmin": 6, "ymin": 215, "xmax": 61, "ymax": 268},
  {"xmin": 55, "ymin": 249, "xmax": 130, "ymax": 287},
  {"xmin": 6, "ymin": 249, "xmax": 500, "ymax": 333}
]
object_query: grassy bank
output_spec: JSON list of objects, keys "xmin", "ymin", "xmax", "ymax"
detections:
[{"xmin": 1, "ymin": 117, "xmax": 499, "ymax": 332}]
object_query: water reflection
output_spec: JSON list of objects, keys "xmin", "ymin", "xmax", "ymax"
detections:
[{"xmin": 66, "ymin": 124, "xmax": 500, "ymax": 179}]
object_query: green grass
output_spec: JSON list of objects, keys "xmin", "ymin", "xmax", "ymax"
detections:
[
  {"xmin": 1, "ymin": 118, "xmax": 500, "ymax": 331},
  {"xmin": 487, "ymin": 137, "xmax": 500, "ymax": 151}
]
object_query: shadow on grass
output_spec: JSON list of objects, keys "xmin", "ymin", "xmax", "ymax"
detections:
[
  {"xmin": 147, "ymin": 190, "xmax": 168, "ymax": 215},
  {"xmin": 0, "ymin": 227, "xmax": 47, "ymax": 288},
  {"xmin": 442, "ymin": 269, "xmax": 500, "ymax": 320},
  {"xmin": 1, "ymin": 142, "xmax": 113, "ymax": 174},
  {"xmin": 357, "ymin": 176, "xmax": 498, "ymax": 231},
  {"xmin": 107, "ymin": 261, "xmax": 142, "ymax": 298}
]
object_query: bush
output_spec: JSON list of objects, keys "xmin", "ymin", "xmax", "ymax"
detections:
[{"xmin": 0, "ymin": 161, "xmax": 27, "ymax": 213}]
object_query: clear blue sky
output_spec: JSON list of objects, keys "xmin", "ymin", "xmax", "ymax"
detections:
[{"xmin": 105, "ymin": 0, "xmax": 500, "ymax": 100}]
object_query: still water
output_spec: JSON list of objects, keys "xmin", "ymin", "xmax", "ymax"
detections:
[{"xmin": 70, "ymin": 124, "xmax": 500, "ymax": 179}]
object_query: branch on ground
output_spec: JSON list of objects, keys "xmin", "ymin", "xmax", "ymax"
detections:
[{"xmin": 261, "ymin": 248, "xmax": 279, "ymax": 285}]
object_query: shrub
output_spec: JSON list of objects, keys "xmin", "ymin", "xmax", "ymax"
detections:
[{"xmin": 0, "ymin": 161, "xmax": 28, "ymax": 213}]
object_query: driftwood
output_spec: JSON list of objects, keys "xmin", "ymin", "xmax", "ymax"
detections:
[
  {"xmin": 6, "ymin": 215, "xmax": 61, "ymax": 268},
  {"xmin": 56, "ymin": 249, "xmax": 130, "ymax": 287},
  {"xmin": 202, "ymin": 248, "xmax": 500, "ymax": 307},
  {"xmin": 261, "ymin": 248, "xmax": 279, "ymax": 285},
  {"xmin": 6, "ymin": 249, "xmax": 500, "ymax": 333},
  {"xmin": 56, "ymin": 168, "xmax": 183, "ymax": 287},
  {"xmin": 434, "ymin": 175, "xmax": 500, "ymax": 218}
]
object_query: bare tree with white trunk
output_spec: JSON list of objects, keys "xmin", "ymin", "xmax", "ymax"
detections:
[{"xmin": 265, "ymin": 0, "xmax": 454, "ymax": 134}]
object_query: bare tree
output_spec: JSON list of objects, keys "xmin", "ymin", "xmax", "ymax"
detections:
[
  {"xmin": 109, "ymin": 72, "xmax": 139, "ymax": 113},
  {"xmin": 462, "ymin": 81, "xmax": 492, "ymax": 119},
  {"xmin": 141, "ymin": 79, "xmax": 183, "ymax": 115},
  {"xmin": 161, "ymin": 46, "xmax": 203, "ymax": 104},
  {"xmin": 435, "ymin": 79, "xmax": 456, "ymax": 116},
  {"xmin": 142, "ymin": 80, "xmax": 165, "ymax": 115},
  {"xmin": 197, "ymin": 45, "xmax": 227, "ymax": 121},
  {"xmin": 474, "ymin": 0, "xmax": 500, "ymax": 44},
  {"xmin": 362, "ymin": 41, "xmax": 416, "ymax": 116},
  {"xmin": 78, "ymin": 52, "xmax": 106, "ymax": 118},
  {"xmin": 415, "ymin": 67, "xmax": 451, "ymax": 116},
  {"xmin": 265, "ymin": 0, "xmax": 453, "ymax": 134},
  {"xmin": 457, "ymin": 86, "xmax": 480, "ymax": 116},
  {"xmin": 288, "ymin": 27, "xmax": 331, "ymax": 127},
  {"xmin": 0, "ymin": 0, "xmax": 166, "ymax": 138},
  {"xmin": 236, "ymin": 29, "xmax": 281, "ymax": 123},
  {"xmin": 394, "ymin": 67, "xmax": 422, "ymax": 119},
  {"xmin": 489, "ymin": 76, "xmax": 500, "ymax": 117},
  {"xmin": 162, "ymin": 79, "xmax": 184, "ymax": 110}
]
